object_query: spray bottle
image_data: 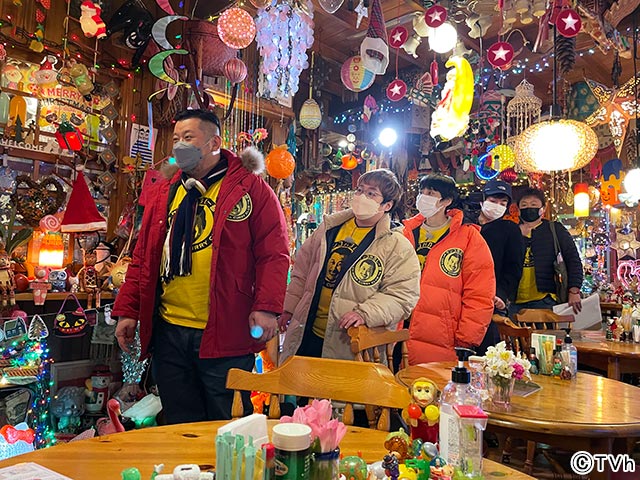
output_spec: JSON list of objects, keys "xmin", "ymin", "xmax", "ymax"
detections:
[{"xmin": 439, "ymin": 347, "xmax": 481, "ymax": 467}]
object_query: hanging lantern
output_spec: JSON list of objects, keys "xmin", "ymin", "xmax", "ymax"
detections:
[
  {"xmin": 341, "ymin": 56, "xmax": 375, "ymax": 92},
  {"xmin": 506, "ymin": 79, "xmax": 542, "ymax": 144},
  {"xmin": 574, "ymin": 183, "xmax": 590, "ymax": 217},
  {"xmin": 223, "ymin": 58, "xmax": 247, "ymax": 84},
  {"xmin": 341, "ymin": 154, "xmax": 358, "ymax": 170},
  {"xmin": 499, "ymin": 167, "xmax": 518, "ymax": 183},
  {"xmin": 491, "ymin": 144, "xmax": 516, "ymax": 170},
  {"xmin": 217, "ymin": 7, "xmax": 256, "ymax": 49},
  {"xmin": 428, "ymin": 23, "xmax": 457, "ymax": 54},
  {"xmin": 39, "ymin": 232, "xmax": 64, "ymax": 268},
  {"xmin": 265, "ymin": 145, "xmax": 295, "ymax": 179},
  {"xmin": 55, "ymin": 120, "xmax": 84, "ymax": 151},
  {"xmin": 299, "ymin": 99, "xmax": 322, "ymax": 130}
]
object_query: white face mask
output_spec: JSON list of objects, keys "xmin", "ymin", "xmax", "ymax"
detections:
[
  {"xmin": 481, "ymin": 201, "xmax": 507, "ymax": 221},
  {"xmin": 416, "ymin": 194, "xmax": 443, "ymax": 219},
  {"xmin": 351, "ymin": 194, "xmax": 381, "ymax": 220}
]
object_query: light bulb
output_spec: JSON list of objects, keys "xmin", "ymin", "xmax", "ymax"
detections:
[
  {"xmin": 623, "ymin": 168, "xmax": 640, "ymax": 197},
  {"xmin": 428, "ymin": 23, "xmax": 457, "ymax": 54},
  {"xmin": 379, "ymin": 127, "xmax": 398, "ymax": 147}
]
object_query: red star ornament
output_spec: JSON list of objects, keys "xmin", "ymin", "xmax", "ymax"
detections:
[
  {"xmin": 389, "ymin": 26, "xmax": 409, "ymax": 49},
  {"xmin": 387, "ymin": 79, "xmax": 407, "ymax": 102},
  {"xmin": 487, "ymin": 41, "xmax": 514, "ymax": 69},
  {"xmin": 556, "ymin": 9, "xmax": 582, "ymax": 38},
  {"xmin": 425, "ymin": 5, "xmax": 447, "ymax": 28}
]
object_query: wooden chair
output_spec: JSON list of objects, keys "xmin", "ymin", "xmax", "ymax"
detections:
[
  {"xmin": 226, "ymin": 355, "xmax": 411, "ymax": 430},
  {"xmin": 493, "ymin": 315, "xmax": 532, "ymax": 355},
  {"xmin": 347, "ymin": 325, "xmax": 409, "ymax": 370},
  {"xmin": 513, "ymin": 309, "xmax": 575, "ymax": 331}
]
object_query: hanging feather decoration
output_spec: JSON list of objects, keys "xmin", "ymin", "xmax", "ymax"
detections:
[{"xmin": 556, "ymin": 34, "xmax": 576, "ymax": 75}]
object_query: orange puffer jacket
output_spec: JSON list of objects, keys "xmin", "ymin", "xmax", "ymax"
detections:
[{"xmin": 402, "ymin": 209, "xmax": 495, "ymax": 364}]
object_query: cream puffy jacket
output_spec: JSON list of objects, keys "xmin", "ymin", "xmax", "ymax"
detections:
[{"xmin": 280, "ymin": 209, "xmax": 421, "ymax": 362}]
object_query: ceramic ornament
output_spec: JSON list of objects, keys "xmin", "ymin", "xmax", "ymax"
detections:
[
  {"xmin": 556, "ymin": 9, "xmax": 582, "ymax": 38},
  {"xmin": 387, "ymin": 79, "xmax": 407, "ymax": 102},
  {"xmin": 425, "ymin": 5, "xmax": 447, "ymax": 28},
  {"xmin": 487, "ymin": 41, "xmax": 514, "ymax": 69},
  {"xmin": 360, "ymin": 0, "xmax": 389, "ymax": 75},
  {"xmin": 389, "ymin": 26, "xmax": 409, "ymax": 49}
]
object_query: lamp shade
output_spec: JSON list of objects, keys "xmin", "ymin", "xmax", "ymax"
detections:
[
  {"xmin": 39, "ymin": 233, "xmax": 64, "ymax": 268},
  {"xmin": 514, "ymin": 119, "xmax": 598, "ymax": 172},
  {"xmin": 573, "ymin": 183, "xmax": 590, "ymax": 217},
  {"xmin": 217, "ymin": 7, "xmax": 256, "ymax": 49}
]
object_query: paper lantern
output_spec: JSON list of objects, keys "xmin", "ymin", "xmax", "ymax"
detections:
[
  {"xmin": 574, "ymin": 183, "xmax": 589, "ymax": 217},
  {"xmin": 39, "ymin": 233, "xmax": 64, "ymax": 268},
  {"xmin": 491, "ymin": 144, "xmax": 515, "ymax": 169},
  {"xmin": 224, "ymin": 58, "xmax": 247, "ymax": 84},
  {"xmin": 265, "ymin": 145, "xmax": 295, "ymax": 179},
  {"xmin": 341, "ymin": 154, "xmax": 358, "ymax": 170},
  {"xmin": 299, "ymin": 99, "xmax": 322, "ymax": 130},
  {"xmin": 341, "ymin": 56, "xmax": 375, "ymax": 93},
  {"xmin": 217, "ymin": 7, "xmax": 256, "ymax": 49},
  {"xmin": 55, "ymin": 121, "xmax": 84, "ymax": 151}
]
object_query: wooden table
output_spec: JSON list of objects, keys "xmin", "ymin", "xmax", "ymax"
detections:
[
  {"xmin": 398, "ymin": 362, "xmax": 640, "ymax": 480},
  {"xmin": 0, "ymin": 420, "xmax": 533, "ymax": 479}
]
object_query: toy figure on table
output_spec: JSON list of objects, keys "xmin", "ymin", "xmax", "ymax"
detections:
[
  {"xmin": 384, "ymin": 428, "xmax": 412, "ymax": 461},
  {"xmin": 402, "ymin": 377, "xmax": 440, "ymax": 444},
  {"xmin": 51, "ymin": 386, "xmax": 85, "ymax": 434},
  {"xmin": 0, "ymin": 249, "xmax": 16, "ymax": 307},
  {"xmin": 78, "ymin": 250, "xmax": 101, "ymax": 309}
]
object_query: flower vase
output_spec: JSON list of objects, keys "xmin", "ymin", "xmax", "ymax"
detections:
[
  {"xmin": 489, "ymin": 376, "xmax": 515, "ymax": 408},
  {"xmin": 311, "ymin": 448, "xmax": 340, "ymax": 480}
]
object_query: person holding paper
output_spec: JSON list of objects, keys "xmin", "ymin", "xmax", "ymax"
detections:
[{"xmin": 511, "ymin": 187, "xmax": 583, "ymax": 316}]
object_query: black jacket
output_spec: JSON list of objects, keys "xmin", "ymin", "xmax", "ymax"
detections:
[
  {"xmin": 480, "ymin": 219, "xmax": 525, "ymax": 303},
  {"xmin": 529, "ymin": 220, "xmax": 583, "ymax": 293}
]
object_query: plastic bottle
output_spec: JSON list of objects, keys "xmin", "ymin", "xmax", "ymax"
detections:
[
  {"xmin": 439, "ymin": 347, "xmax": 481, "ymax": 467},
  {"xmin": 528, "ymin": 347, "xmax": 540, "ymax": 375},
  {"xmin": 272, "ymin": 423, "xmax": 311, "ymax": 480},
  {"xmin": 562, "ymin": 330, "xmax": 578, "ymax": 378}
]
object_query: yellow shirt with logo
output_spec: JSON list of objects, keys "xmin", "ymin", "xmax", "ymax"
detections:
[
  {"xmin": 160, "ymin": 179, "xmax": 223, "ymax": 329},
  {"xmin": 313, "ymin": 218, "xmax": 373, "ymax": 338},
  {"xmin": 516, "ymin": 227, "xmax": 555, "ymax": 304},
  {"xmin": 415, "ymin": 222, "xmax": 450, "ymax": 271}
]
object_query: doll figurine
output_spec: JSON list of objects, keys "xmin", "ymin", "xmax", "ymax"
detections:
[
  {"xmin": 402, "ymin": 377, "xmax": 440, "ymax": 444},
  {"xmin": 29, "ymin": 266, "xmax": 51, "ymax": 306},
  {"xmin": 79, "ymin": 250, "xmax": 101, "ymax": 309},
  {"xmin": 0, "ymin": 249, "xmax": 16, "ymax": 306}
]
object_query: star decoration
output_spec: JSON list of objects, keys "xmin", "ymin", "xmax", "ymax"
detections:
[
  {"xmin": 354, "ymin": 0, "xmax": 368, "ymax": 28},
  {"xmin": 425, "ymin": 5, "xmax": 447, "ymax": 28},
  {"xmin": 389, "ymin": 26, "xmax": 408, "ymax": 49},
  {"xmin": 585, "ymin": 74, "xmax": 640, "ymax": 156},
  {"xmin": 556, "ymin": 9, "xmax": 582, "ymax": 37},
  {"xmin": 487, "ymin": 41, "xmax": 514, "ymax": 69},
  {"xmin": 386, "ymin": 79, "xmax": 407, "ymax": 102},
  {"xmin": 613, "ymin": 233, "xmax": 640, "ymax": 259}
]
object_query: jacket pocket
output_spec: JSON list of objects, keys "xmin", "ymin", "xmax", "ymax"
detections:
[{"xmin": 235, "ymin": 275, "xmax": 254, "ymax": 298}]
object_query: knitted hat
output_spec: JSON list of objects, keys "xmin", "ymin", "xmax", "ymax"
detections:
[{"xmin": 61, "ymin": 171, "xmax": 107, "ymax": 232}]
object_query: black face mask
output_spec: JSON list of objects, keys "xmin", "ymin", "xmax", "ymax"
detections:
[{"xmin": 520, "ymin": 207, "xmax": 541, "ymax": 223}]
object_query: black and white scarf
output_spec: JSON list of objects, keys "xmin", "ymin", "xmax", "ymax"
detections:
[{"xmin": 162, "ymin": 159, "xmax": 228, "ymax": 282}]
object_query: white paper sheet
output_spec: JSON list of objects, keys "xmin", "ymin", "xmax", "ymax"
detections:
[
  {"xmin": 0, "ymin": 462, "xmax": 72, "ymax": 479},
  {"xmin": 552, "ymin": 293, "xmax": 602, "ymax": 330}
]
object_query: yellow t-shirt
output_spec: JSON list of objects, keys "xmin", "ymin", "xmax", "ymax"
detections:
[
  {"xmin": 312, "ymin": 218, "xmax": 373, "ymax": 338},
  {"xmin": 415, "ymin": 222, "xmax": 450, "ymax": 271},
  {"xmin": 160, "ymin": 179, "xmax": 223, "ymax": 329},
  {"xmin": 516, "ymin": 228, "xmax": 555, "ymax": 304}
]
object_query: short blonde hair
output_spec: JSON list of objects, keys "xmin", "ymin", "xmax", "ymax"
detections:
[{"xmin": 357, "ymin": 169, "xmax": 402, "ymax": 207}]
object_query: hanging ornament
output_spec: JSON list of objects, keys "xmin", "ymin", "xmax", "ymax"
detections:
[
  {"xmin": 223, "ymin": 58, "xmax": 247, "ymax": 84},
  {"xmin": 28, "ymin": 315, "xmax": 49, "ymax": 340},
  {"xmin": 475, "ymin": 152, "xmax": 500, "ymax": 180},
  {"xmin": 499, "ymin": 167, "xmax": 518, "ymax": 183},
  {"xmin": 556, "ymin": 35, "xmax": 576, "ymax": 75},
  {"xmin": 55, "ymin": 119, "xmax": 84, "ymax": 151},
  {"xmin": 416, "ymin": 71, "xmax": 434, "ymax": 95},
  {"xmin": 250, "ymin": 0, "xmax": 271, "ymax": 7},
  {"xmin": 354, "ymin": 0, "xmax": 368, "ymax": 28},
  {"xmin": 362, "ymin": 95, "xmax": 378, "ymax": 123},
  {"xmin": 265, "ymin": 145, "xmax": 296, "ymax": 179},
  {"xmin": 430, "ymin": 56, "xmax": 474, "ymax": 141},
  {"xmin": 387, "ymin": 79, "xmax": 407, "ymax": 102},
  {"xmin": 389, "ymin": 26, "xmax": 409, "ymax": 49},
  {"xmin": 341, "ymin": 154, "xmax": 358, "ymax": 170},
  {"xmin": 341, "ymin": 56, "xmax": 376, "ymax": 92},
  {"xmin": 487, "ymin": 41, "xmax": 514, "ymax": 70},
  {"xmin": 491, "ymin": 144, "xmax": 515, "ymax": 170},
  {"xmin": 318, "ymin": 0, "xmax": 345, "ymax": 14},
  {"xmin": 300, "ymin": 99, "xmax": 322, "ymax": 129},
  {"xmin": 424, "ymin": 5, "xmax": 447, "ymax": 28},
  {"xmin": 360, "ymin": 0, "xmax": 389, "ymax": 75},
  {"xmin": 218, "ymin": 7, "xmax": 256, "ymax": 49},
  {"xmin": 430, "ymin": 60, "xmax": 439, "ymax": 86},
  {"xmin": 556, "ymin": 8, "xmax": 581, "ymax": 38},
  {"xmin": 79, "ymin": 1, "xmax": 107, "ymax": 39},
  {"xmin": 506, "ymin": 79, "xmax": 542, "ymax": 142}
]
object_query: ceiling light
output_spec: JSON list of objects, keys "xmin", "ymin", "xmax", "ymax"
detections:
[
  {"xmin": 428, "ymin": 23, "xmax": 457, "ymax": 54},
  {"xmin": 379, "ymin": 127, "xmax": 398, "ymax": 147}
]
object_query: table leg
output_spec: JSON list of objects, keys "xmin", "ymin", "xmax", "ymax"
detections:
[
  {"xmin": 588, "ymin": 437, "xmax": 614, "ymax": 480},
  {"xmin": 607, "ymin": 358, "xmax": 620, "ymax": 380}
]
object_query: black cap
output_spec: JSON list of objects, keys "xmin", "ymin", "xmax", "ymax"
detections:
[{"xmin": 483, "ymin": 180, "xmax": 512, "ymax": 200}]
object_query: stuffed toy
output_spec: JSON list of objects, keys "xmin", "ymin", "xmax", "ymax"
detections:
[{"xmin": 80, "ymin": 1, "xmax": 107, "ymax": 39}]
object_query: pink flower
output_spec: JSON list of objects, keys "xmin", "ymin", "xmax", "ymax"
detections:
[
  {"xmin": 512, "ymin": 362, "xmax": 525, "ymax": 380},
  {"xmin": 279, "ymin": 399, "xmax": 346, "ymax": 452}
]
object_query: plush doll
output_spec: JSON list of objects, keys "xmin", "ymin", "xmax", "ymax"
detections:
[{"xmin": 80, "ymin": 1, "xmax": 107, "ymax": 39}]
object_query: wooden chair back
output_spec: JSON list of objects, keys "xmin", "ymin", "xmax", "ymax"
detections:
[
  {"xmin": 495, "ymin": 316, "xmax": 532, "ymax": 355},
  {"xmin": 514, "ymin": 308, "xmax": 575, "ymax": 331},
  {"xmin": 347, "ymin": 325, "xmax": 409, "ymax": 370},
  {"xmin": 226, "ymin": 355, "xmax": 411, "ymax": 430}
]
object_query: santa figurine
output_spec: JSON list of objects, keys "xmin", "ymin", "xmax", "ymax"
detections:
[{"xmin": 79, "ymin": 1, "xmax": 107, "ymax": 39}]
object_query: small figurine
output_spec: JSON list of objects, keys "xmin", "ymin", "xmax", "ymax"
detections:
[
  {"xmin": 51, "ymin": 386, "xmax": 85, "ymax": 434},
  {"xmin": 78, "ymin": 250, "xmax": 101, "ymax": 309},
  {"xmin": 49, "ymin": 269, "xmax": 68, "ymax": 292},
  {"xmin": 29, "ymin": 265, "xmax": 51, "ymax": 306},
  {"xmin": 381, "ymin": 454, "xmax": 400, "ymax": 480},
  {"xmin": 552, "ymin": 357, "xmax": 563, "ymax": 378},
  {"xmin": 383, "ymin": 429, "xmax": 411, "ymax": 461},
  {"xmin": 402, "ymin": 377, "xmax": 440, "ymax": 444},
  {"xmin": 0, "ymin": 249, "xmax": 16, "ymax": 306},
  {"xmin": 84, "ymin": 365, "xmax": 112, "ymax": 413},
  {"xmin": 560, "ymin": 365, "xmax": 572, "ymax": 380}
]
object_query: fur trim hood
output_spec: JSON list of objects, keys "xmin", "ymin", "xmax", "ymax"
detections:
[{"xmin": 238, "ymin": 146, "xmax": 265, "ymax": 174}]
